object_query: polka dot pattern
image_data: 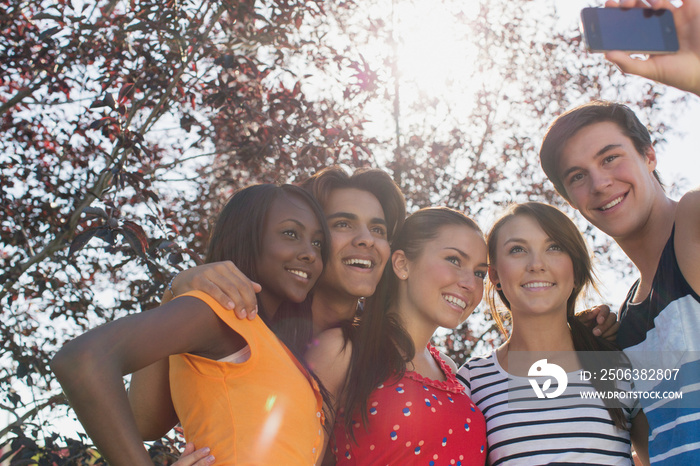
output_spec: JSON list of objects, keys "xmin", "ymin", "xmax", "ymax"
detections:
[{"xmin": 332, "ymin": 345, "xmax": 486, "ymax": 465}]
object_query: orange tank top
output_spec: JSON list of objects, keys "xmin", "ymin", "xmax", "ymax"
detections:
[{"xmin": 169, "ymin": 291, "xmax": 324, "ymax": 465}]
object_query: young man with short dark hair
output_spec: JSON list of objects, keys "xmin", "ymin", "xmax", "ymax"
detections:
[{"xmin": 539, "ymin": 98, "xmax": 700, "ymax": 466}]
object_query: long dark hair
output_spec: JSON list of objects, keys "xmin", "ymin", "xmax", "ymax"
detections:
[
  {"xmin": 206, "ymin": 184, "xmax": 330, "ymax": 354},
  {"xmin": 487, "ymin": 202, "xmax": 628, "ymax": 430},
  {"xmin": 342, "ymin": 207, "xmax": 482, "ymax": 437}
]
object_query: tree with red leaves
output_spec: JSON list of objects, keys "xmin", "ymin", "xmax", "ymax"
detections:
[{"xmin": 0, "ymin": 0, "xmax": 685, "ymax": 463}]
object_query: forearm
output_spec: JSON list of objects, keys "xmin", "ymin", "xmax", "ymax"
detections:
[
  {"xmin": 166, "ymin": 261, "xmax": 262, "ymax": 318},
  {"xmin": 129, "ymin": 359, "xmax": 179, "ymax": 441},
  {"xmin": 52, "ymin": 342, "xmax": 153, "ymax": 465},
  {"xmin": 630, "ymin": 411, "xmax": 650, "ymax": 466}
]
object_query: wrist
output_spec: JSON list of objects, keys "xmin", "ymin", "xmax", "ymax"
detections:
[{"xmin": 166, "ymin": 273, "xmax": 179, "ymax": 299}]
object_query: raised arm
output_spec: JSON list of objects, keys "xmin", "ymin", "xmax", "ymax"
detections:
[
  {"xmin": 604, "ymin": 0, "xmax": 700, "ymax": 96},
  {"xmin": 51, "ymin": 296, "xmax": 239, "ymax": 466}
]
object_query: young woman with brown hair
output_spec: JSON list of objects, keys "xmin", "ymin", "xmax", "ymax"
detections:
[{"xmin": 457, "ymin": 202, "xmax": 649, "ymax": 465}]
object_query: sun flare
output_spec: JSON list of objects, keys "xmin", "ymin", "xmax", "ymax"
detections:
[{"xmin": 394, "ymin": 2, "xmax": 480, "ymax": 94}]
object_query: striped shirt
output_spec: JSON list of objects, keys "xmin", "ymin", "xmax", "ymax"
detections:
[{"xmin": 457, "ymin": 353, "xmax": 639, "ymax": 465}]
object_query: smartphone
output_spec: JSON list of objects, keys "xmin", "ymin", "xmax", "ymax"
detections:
[{"xmin": 580, "ymin": 7, "xmax": 679, "ymax": 54}]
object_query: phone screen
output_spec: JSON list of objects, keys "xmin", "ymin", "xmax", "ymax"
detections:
[{"xmin": 581, "ymin": 8, "xmax": 679, "ymax": 53}]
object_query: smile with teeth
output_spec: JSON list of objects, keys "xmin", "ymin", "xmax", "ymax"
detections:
[
  {"xmin": 599, "ymin": 195, "xmax": 625, "ymax": 211},
  {"xmin": 522, "ymin": 282, "xmax": 553, "ymax": 289},
  {"xmin": 343, "ymin": 258, "xmax": 373, "ymax": 269},
  {"xmin": 443, "ymin": 294, "xmax": 467, "ymax": 310},
  {"xmin": 287, "ymin": 269, "xmax": 309, "ymax": 279}
]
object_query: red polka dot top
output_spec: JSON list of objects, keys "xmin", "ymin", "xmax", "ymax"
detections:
[{"xmin": 332, "ymin": 344, "xmax": 487, "ymax": 466}]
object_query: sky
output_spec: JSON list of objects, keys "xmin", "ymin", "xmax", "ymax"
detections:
[{"xmin": 375, "ymin": 0, "xmax": 700, "ymax": 192}]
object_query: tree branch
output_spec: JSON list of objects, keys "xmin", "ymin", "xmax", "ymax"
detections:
[
  {"xmin": 0, "ymin": 165, "xmax": 116, "ymax": 302},
  {"xmin": 0, "ymin": 4, "xmax": 230, "ymax": 304},
  {"xmin": 0, "ymin": 76, "xmax": 51, "ymax": 116},
  {"xmin": 0, "ymin": 395, "xmax": 63, "ymax": 440},
  {"xmin": 140, "ymin": 4, "xmax": 227, "ymax": 134}
]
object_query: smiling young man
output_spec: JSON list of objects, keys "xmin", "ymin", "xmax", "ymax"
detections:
[
  {"xmin": 539, "ymin": 100, "xmax": 700, "ymax": 465},
  {"xmin": 299, "ymin": 166, "xmax": 405, "ymax": 334}
]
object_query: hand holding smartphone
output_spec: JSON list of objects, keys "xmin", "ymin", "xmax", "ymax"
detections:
[
  {"xmin": 580, "ymin": 7, "xmax": 679, "ymax": 54},
  {"xmin": 589, "ymin": 0, "xmax": 700, "ymax": 97}
]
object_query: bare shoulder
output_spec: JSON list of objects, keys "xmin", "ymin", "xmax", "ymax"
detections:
[
  {"xmin": 438, "ymin": 352, "xmax": 458, "ymax": 374},
  {"xmin": 674, "ymin": 188, "xmax": 700, "ymax": 293},
  {"xmin": 306, "ymin": 328, "xmax": 351, "ymax": 365},
  {"xmin": 305, "ymin": 328, "xmax": 352, "ymax": 401},
  {"xmin": 676, "ymin": 188, "xmax": 700, "ymax": 223}
]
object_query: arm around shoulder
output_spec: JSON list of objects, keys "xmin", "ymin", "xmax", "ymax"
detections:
[
  {"xmin": 169, "ymin": 261, "xmax": 262, "ymax": 319},
  {"xmin": 674, "ymin": 189, "xmax": 700, "ymax": 294}
]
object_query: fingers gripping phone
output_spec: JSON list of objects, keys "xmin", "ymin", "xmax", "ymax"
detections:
[{"xmin": 580, "ymin": 7, "xmax": 679, "ymax": 54}]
